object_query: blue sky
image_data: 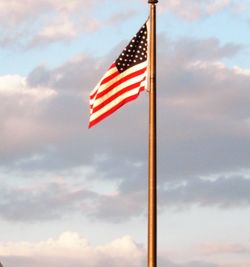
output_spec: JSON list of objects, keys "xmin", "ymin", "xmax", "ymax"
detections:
[{"xmin": 0, "ymin": 1, "xmax": 250, "ymax": 267}]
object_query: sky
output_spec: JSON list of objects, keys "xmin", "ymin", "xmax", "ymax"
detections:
[{"xmin": 0, "ymin": 0, "xmax": 250, "ymax": 266}]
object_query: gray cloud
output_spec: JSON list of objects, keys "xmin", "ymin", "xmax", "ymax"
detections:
[
  {"xmin": 93, "ymin": 175, "xmax": 250, "ymax": 222},
  {"xmin": 1, "ymin": 33, "xmax": 250, "ymax": 222},
  {"xmin": 159, "ymin": 175, "xmax": 250, "ymax": 209},
  {"xmin": 159, "ymin": 258, "xmax": 222, "ymax": 267},
  {"xmin": 1, "ymin": 255, "xmax": 227, "ymax": 267},
  {"xmin": 91, "ymin": 190, "xmax": 147, "ymax": 223},
  {"xmin": 0, "ymin": 172, "xmax": 249, "ymax": 223},
  {"xmin": 167, "ymin": 37, "xmax": 241, "ymax": 62},
  {"xmin": 0, "ymin": 180, "xmax": 98, "ymax": 222},
  {"xmin": 2, "ymin": 35, "xmax": 249, "ymax": 176},
  {"xmin": 27, "ymin": 55, "xmax": 98, "ymax": 92}
]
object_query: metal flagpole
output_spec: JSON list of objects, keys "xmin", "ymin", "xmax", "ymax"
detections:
[{"xmin": 148, "ymin": 1, "xmax": 158, "ymax": 267}]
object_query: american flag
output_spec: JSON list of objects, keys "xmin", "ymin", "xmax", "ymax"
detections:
[{"xmin": 89, "ymin": 21, "xmax": 149, "ymax": 128}]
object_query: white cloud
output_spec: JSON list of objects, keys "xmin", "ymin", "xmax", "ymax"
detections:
[
  {"xmin": 0, "ymin": 0, "xmax": 137, "ymax": 47},
  {"xmin": 198, "ymin": 241, "xmax": 249, "ymax": 255},
  {"xmin": 1, "ymin": 233, "xmax": 249, "ymax": 267},
  {"xmin": 0, "ymin": 0, "xmax": 85, "ymax": 27},
  {"xmin": 35, "ymin": 15, "xmax": 77, "ymax": 42},
  {"xmin": 233, "ymin": 66, "xmax": 250, "ymax": 77},
  {"xmin": 158, "ymin": 0, "xmax": 241, "ymax": 20},
  {"xmin": 0, "ymin": 74, "xmax": 58, "ymax": 162},
  {"xmin": 206, "ymin": 0, "xmax": 231, "ymax": 15},
  {"xmin": 0, "ymin": 232, "xmax": 90, "ymax": 257},
  {"xmin": 0, "ymin": 0, "xmax": 98, "ymax": 47},
  {"xmin": 0, "ymin": 232, "xmax": 145, "ymax": 267},
  {"xmin": 0, "ymin": 75, "xmax": 56, "ymax": 99}
]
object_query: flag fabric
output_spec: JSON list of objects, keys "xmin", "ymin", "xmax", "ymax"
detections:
[{"xmin": 89, "ymin": 21, "xmax": 149, "ymax": 128}]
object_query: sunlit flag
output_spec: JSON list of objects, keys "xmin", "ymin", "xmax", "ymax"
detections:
[{"xmin": 89, "ymin": 21, "xmax": 149, "ymax": 128}]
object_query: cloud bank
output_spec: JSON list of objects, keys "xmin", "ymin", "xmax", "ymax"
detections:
[
  {"xmin": 0, "ymin": 0, "xmax": 138, "ymax": 48},
  {"xmin": 0, "ymin": 34, "xmax": 250, "ymax": 223},
  {"xmin": 1, "ymin": 232, "xmax": 248, "ymax": 267},
  {"xmin": 158, "ymin": 0, "xmax": 245, "ymax": 20},
  {"xmin": 0, "ymin": 232, "xmax": 144, "ymax": 267}
]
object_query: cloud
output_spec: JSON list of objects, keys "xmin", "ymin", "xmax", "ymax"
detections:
[
  {"xmin": 105, "ymin": 9, "xmax": 137, "ymax": 26},
  {"xmin": 0, "ymin": 34, "xmax": 250, "ymax": 223},
  {"xmin": 159, "ymin": 259, "xmax": 223, "ymax": 267},
  {"xmin": 0, "ymin": 0, "xmax": 138, "ymax": 48},
  {"xmin": 157, "ymin": 0, "xmax": 244, "ymax": 20},
  {"xmin": 1, "ymin": 36, "xmax": 249, "ymax": 168},
  {"xmin": 0, "ymin": 74, "xmax": 58, "ymax": 163},
  {"xmin": 0, "ymin": 177, "xmax": 100, "ymax": 222},
  {"xmin": 0, "ymin": 232, "xmax": 145, "ymax": 267},
  {"xmin": 0, "ymin": 0, "xmax": 247, "ymax": 47},
  {"xmin": 155, "ymin": 36, "xmax": 249, "ymax": 180},
  {"xmin": 27, "ymin": 55, "xmax": 99, "ymax": 92},
  {"xmin": 0, "ymin": 169, "xmax": 249, "ymax": 223},
  {"xmin": 0, "ymin": 169, "xmax": 145, "ymax": 223},
  {"xmin": 91, "ymin": 175, "xmax": 250, "ymax": 222},
  {"xmin": 1, "ymin": 232, "xmax": 248, "ymax": 267},
  {"xmin": 0, "ymin": 0, "xmax": 101, "ymax": 47},
  {"xmin": 0, "ymin": 74, "xmax": 56, "ymax": 98},
  {"xmin": 159, "ymin": 175, "xmax": 250, "ymax": 209},
  {"xmin": 90, "ymin": 190, "xmax": 146, "ymax": 222},
  {"xmin": 171, "ymin": 38, "xmax": 241, "ymax": 62},
  {"xmin": 21, "ymin": 36, "xmax": 248, "ymax": 184},
  {"xmin": 198, "ymin": 241, "xmax": 249, "ymax": 255},
  {"xmin": 31, "ymin": 15, "xmax": 78, "ymax": 45},
  {"xmin": 0, "ymin": 51, "xmax": 149, "ymax": 170}
]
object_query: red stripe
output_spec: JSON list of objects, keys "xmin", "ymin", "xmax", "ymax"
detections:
[
  {"xmin": 89, "ymin": 64, "xmax": 117, "ymax": 100},
  {"xmin": 90, "ymin": 76, "xmax": 146, "ymax": 112},
  {"xmin": 92, "ymin": 81, "xmax": 142, "ymax": 113},
  {"xmin": 95, "ymin": 67, "xmax": 147, "ymax": 100},
  {"xmin": 88, "ymin": 89, "xmax": 144, "ymax": 128},
  {"xmin": 108, "ymin": 63, "xmax": 116, "ymax": 70},
  {"xmin": 90, "ymin": 90, "xmax": 98, "ymax": 101},
  {"xmin": 100, "ymin": 68, "xmax": 119, "ymax": 86}
]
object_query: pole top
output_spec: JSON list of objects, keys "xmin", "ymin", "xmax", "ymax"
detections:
[{"xmin": 148, "ymin": 0, "xmax": 158, "ymax": 4}]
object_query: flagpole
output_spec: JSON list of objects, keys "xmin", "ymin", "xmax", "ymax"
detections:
[{"xmin": 148, "ymin": 1, "xmax": 157, "ymax": 267}]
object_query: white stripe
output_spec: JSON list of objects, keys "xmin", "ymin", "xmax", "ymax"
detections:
[
  {"xmin": 89, "ymin": 65, "xmax": 117, "ymax": 97},
  {"xmin": 89, "ymin": 65, "xmax": 118, "ymax": 109},
  {"xmin": 89, "ymin": 86, "xmax": 142, "ymax": 122},
  {"xmin": 93, "ymin": 61, "xmax": 147, "ymax": 96},
  {"xmin": 90, "ymin": 60, "xmax": 147, "ymax": 110},
  {"xmin": 91, "ymin": 71, "xmax": 147, "ymax": 109},
  {"xmin": 89, "ymin": 82, "xmax": 101, "ymax": 107}
]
